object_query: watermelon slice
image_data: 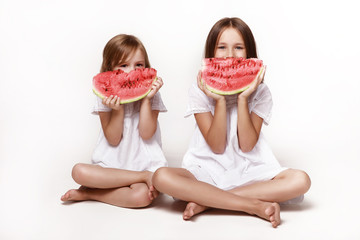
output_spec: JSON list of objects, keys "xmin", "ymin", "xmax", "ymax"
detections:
[
  {"xmin": 201, "ymin": 57, "xmax": 263, "ymax": 95},
  {"xmin": 93, "ymin": 68, "xmax": 157, "ymax": 104}
]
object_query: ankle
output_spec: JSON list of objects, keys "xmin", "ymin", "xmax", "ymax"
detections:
[
  {"xmin": 246, "ymin": 199, "xmax": 263, "ymax": 216},
  {"xmin": 142, "ymin": 171, "xmax": 152, "ymax": 183}
]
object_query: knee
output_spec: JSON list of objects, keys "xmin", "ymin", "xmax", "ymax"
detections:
[
  {"xmin": 152, "ymin": 167, "xmax": 172, "ymax": 189},
  {"xmin": 129, "ymin": 185, "xmax": 152, "ymax": 208},
  {"xmin": 71, "ymin": 163, "xmax": 89, "ymax": 185},
  {"xmin": 291, "ymin": 170, "xmax": 311, "ymax": 194}
]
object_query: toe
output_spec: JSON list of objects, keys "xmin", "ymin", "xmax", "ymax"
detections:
[
  {"xmin": 147, "ymin": 191, "xmax": 153, "ymax": 201},
  {"xmin": 61, "ymin": 192, "xmax": 71, "ymax": 201}
]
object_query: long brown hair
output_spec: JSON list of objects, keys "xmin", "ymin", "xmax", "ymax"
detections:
[
  {"xmin": 204, "ymin": 17, "xmax": 258, "ymax": 58},
  {"xmin": 100, "ymin": 34, "xmax": 150, "ymax": 72}
]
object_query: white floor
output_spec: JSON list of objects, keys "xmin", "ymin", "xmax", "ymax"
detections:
[{"xmin": 1, "ymin": 134, "xmax": 360, "ymax": 239}]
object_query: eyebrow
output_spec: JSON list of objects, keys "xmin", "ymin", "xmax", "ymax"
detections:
[{"xmin": 217, "ymin": 42, "xmax": 244, "ymax": 45}]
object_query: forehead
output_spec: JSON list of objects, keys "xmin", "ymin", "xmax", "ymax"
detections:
[
  {"xmin": 122, "ymin": 48, "xmax": 145, "ymax": 62},
  {"xmin": 218, "ymin": 27, "xmax": 244, "ymax": 43}
]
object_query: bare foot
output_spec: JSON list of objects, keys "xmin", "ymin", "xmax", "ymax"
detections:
[
  {"xmin": 183, "ymin": 202, "xmax": 209, "ymax": 220},
  {"xmin": 145, "ymin": 171, "xmax": 159, "ymax": 201},
  {"xmin": 148, "ymin": 185, "xmax": 159, "ymax": 201},
  {"xmin": 252, "ymin": 201, "xmax": 281, "ymax": 228},
  {"xmin": 60, "ymin": 186, "xmax": 88, "ymax": 202}
]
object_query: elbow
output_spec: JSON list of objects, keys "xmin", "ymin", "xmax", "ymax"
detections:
[
  {"xmin": 210, "ymin": 144, "xmax": 226, "ymax": 154},
  {"xmin": 107, "ymin": 136, "xmax": 122, "ymax": 146},
  {"xmin": 240, "ymin": 146, "xmax": 253, "ymax": 153},
  {"xmin": 139, "ymin": 128, "xmax": 156, "ymax": 141},
  {"xmin": 140, "ymin": 132, "xmax": 154, "ymax": 141},
  {"xmin": 238, "ymin": 137, "xmax": 258, "ymax": 153},
  {"xmin": 239, "ymin": 142, "xmax": 256, "ymax": 153},
  {"xmin": 207, "ymin": 138, "xmax": 226, "ymax": 154}
]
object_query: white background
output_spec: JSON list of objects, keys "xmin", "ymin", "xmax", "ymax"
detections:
[{"xmin": 1, "ymin": 0, "xmax": 359, "ymax": 239}]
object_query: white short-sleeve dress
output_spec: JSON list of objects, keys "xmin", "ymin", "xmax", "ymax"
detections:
[
  {"xmin": 91, "ymin": 92, "xmax": 168, "ymax": 172},
  {"xmin": 182, "ymin": 83, "xmax": 287, "ymax": 191}
]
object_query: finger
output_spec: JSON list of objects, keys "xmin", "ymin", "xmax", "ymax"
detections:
[
  {"xmin": 198, "ymin": 75, "xmax": 206, "ymax": 92},
  {"xmin": 148, "ymin": 191, "xmax": 154, "ymax": 201},
  {"xmin": 105, "ymin": 95, "xmax": 113, "ymax": 105},
  {"xmin": 256, "ymin": 66, "xmax": 266, "ymax": 85},
  {"xmin": 153, "ymin": 189, "xmax": 159, "ymax": 199},
  {"xmin": 258, "ymin": 66, "xmax": 266, "ymax": 81},
  {"xmin": 197, "ymin": 71, "xmax": 202, "ymax": 90},
  {"xmin": 261, "ymin": 65, "xmax": 267, "ymax": 79},
  {"xmin": 110, "ymin": 96, "xmax": 117, "ymax": 105},
  {"xmin": 202, "ymin": 81, "xmax": 213, "ymax": 95},
  {"xmin": 152, "ymin": 81, "xmax": 161, "ymax": 89},
  {"xmin": 148, "ymin": 186, "xmax": 154, "ymax": 199},
  {"xmin": 115, "ymin": 96, "xmax": 121, "ymax": 105},
  {"xmin": 150, "ymin": 185, "xmax": 159, "ymax": 199},
  {"xmin": 156, "ymin": 77, "xmax": 163, "ymax": 85},
  {"xmin": 157, "ymin": 80, "xmax": 163, "ymax": 88},
  {"xmin": 102, "ymin": 97, "xmax": 108, "ymax": 105}
]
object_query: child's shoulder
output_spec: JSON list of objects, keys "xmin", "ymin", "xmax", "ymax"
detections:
[
  {"xmin": 151, "ymin": 92, "xmax": 167, "ymax": 112},
  {"xmin": 251, "ymin": 83, "xmax": 272, "ymax": 100}
]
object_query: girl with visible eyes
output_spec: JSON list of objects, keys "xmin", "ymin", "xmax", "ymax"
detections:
[
  {"xmin": 152, "ymin": 17, "xmax": 311, "ymax": 228},
  {"xmin": 61, "ymin": 34, "xmax": 167, "ymax": 208}
]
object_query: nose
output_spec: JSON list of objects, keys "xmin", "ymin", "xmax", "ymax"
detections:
[
  {"xmin": 124, "ymin": 65, "xmax": 135, "ymax": 73},
  {"xmin": 129, "ymin": 65, "xmax": 135, "ymax": 71},
  {"xmin": 228, "ymin": 49, "xmax": 234, "ymax": 58}
]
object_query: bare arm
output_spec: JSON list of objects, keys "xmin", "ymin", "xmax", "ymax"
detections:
[
  {"xmin": 236, "ymin": 98, "xmax": 263, "ymax": 152},
  {"xmin": 195, "ymin": 72, "xmax": 227, "ymax": 154},
  {"xmin": 99, "ymin": 95, "xmax": 125, "ymax": 146},
  {"xmin": 138, "ymin": 77, "xmax": 163, "ymax": 140},
  {"xmin": 139, "ymin": 98, "xmax": 159, "ymax": 140},
  {"xmin": 195, "ymin": 98, "xmax": 227, "ymax": 154},
  {"xmin": 237, "ymin": 66, "xmax": 266, "ymax": 152}
]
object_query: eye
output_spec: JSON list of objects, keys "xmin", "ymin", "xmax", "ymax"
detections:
[
  {"xmin": 136, "ymin": 63, "xmax": 144, "ymax": 67},
  {"xmin": 217, "ymin": 46, "xmax": 226, "ymax": 49},
  {"xmin": 235, "ymin": 46, "xmax": 244, "ymax": 50},
  {"xmin": 120, "ymin": 64, "xmax": 128, "ymax": 68}
]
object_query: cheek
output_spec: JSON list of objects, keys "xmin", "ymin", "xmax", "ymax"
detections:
[
  {"xmin": 214, "ymin": 50, "xmax": 225, "ymax": 58},
  {"xmin": 236, "ymin": 50, "xmax": 247, "ymax": 58},
  {"xmin": 235, "ymin": 53, "xmax": 246, "ymax": 58}
]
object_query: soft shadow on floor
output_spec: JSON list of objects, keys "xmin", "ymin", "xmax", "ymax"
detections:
[
  {"xmin": 280, "ymin": 199, "xmax": 314, "ymax": 212},
  {"xmin": 150, "ymin": 194, "xmax": 175, "ymax": 208}
]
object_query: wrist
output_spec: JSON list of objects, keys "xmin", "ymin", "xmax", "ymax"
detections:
[
  {"xmin": 141, "ymin": 97, "xmax": 151, "ymax": 106},
  {"xmin": 142, "ymin": 171, "xmax": 151, "ymax": 183},
  {"xmin": 112, "ymin": 105, "xmax": 124, "ymax": 114},
  {"xmin": 216, "ymin": 97, "xmax": 226, "ymax": 105},
  {"xmin": 238, "ymin": 94, "xmax": 248, "ymax": 103}
]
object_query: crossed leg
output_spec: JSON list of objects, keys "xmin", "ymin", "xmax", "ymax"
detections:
[
  {"xmin": 61, "ymin": 163, "xmax": 159, "ymax": 208},
  {"xmin": 152, "ymin": 167, "xmax": 281, "ymax": 228},
  {"xmin": 183, "ymin": 169, "xmax": 311, "ymax": 219}
]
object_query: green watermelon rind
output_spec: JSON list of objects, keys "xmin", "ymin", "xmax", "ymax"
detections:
[
  {"xmin": 203, "ymin": 67, "xmax": 264, "ymax": 95},
  {"xmin": 93, "ymin": 76, "xmax": 157, "ymax": 104},
  {"xmin": 204, "ymin": 82, "xmax": 251, "ymax": 95}
]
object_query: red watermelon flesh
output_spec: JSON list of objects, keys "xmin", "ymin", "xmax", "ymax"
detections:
[
  {"xmin": 201, "ymin": 57, "xmax": 263, "ymax": 95},
  {"xmin": 93, "ymin": 68, "xmax": 157, "ymax": 104}
]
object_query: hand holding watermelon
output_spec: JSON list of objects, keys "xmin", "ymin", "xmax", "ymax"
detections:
[
  {"xmin": 102, "ymin": 95, "xmax": 124, "ymax": 111},
  {"xmin": 145, "ymin": 77, "xmax": 164, "ymax": 100},
  {"xmin": 238, "ymin": 65, "xmax": 266, "ymax": 100},
  {"xmin": 197, "ymin": 71, "xmax": 226, "ymax": 102}
]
